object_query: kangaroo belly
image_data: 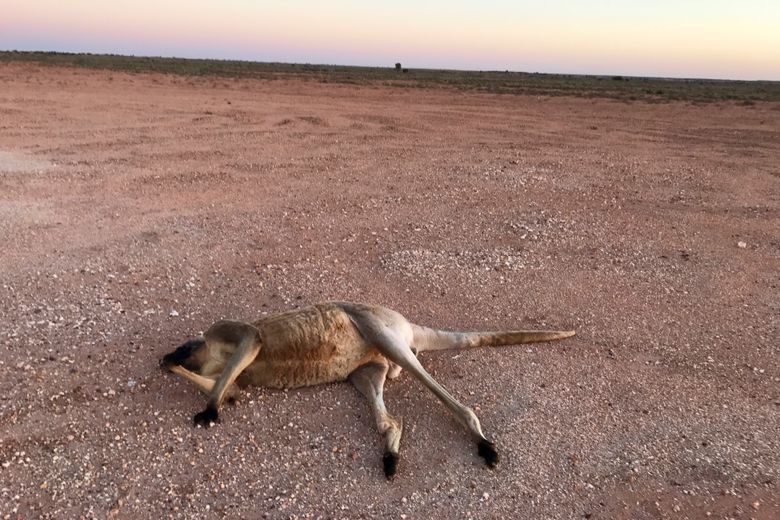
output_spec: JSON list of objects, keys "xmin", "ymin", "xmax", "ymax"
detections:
[
  {"xmin": 244, "ymin": 303, "xmax": 382, "ymax": 388},
  {"xmin": 244, "ymin": 352, "xmax": 380, "ymax": 389}
]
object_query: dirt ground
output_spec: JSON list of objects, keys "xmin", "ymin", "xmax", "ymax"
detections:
[{"xmin": 0, "ymin": 62, "xmax": 778, "ymax": 519}]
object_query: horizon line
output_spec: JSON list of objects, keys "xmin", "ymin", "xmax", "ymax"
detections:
[{"xmin": 2, "ymin": 49, "xmax": 779, "ymax": 84}]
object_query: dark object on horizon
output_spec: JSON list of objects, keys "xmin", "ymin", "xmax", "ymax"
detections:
[
  {"xmin": 402, "ymin": 68, "xmax": 408, "ymax": 74},
  {"xmin": 395, "ymin": 62, "xmax": 401, "ymax": 71}
]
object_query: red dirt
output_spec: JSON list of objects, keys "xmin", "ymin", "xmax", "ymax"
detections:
[{"xmin": 0, "ymin": 62, "xmax": 778, "ymax": 519}]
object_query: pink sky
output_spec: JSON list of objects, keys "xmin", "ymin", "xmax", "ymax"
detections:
[{"xmin": 2, "ymin": 1, "xmax": 779, "ymax": 80}]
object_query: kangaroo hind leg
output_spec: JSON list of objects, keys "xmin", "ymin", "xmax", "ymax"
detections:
[
  {"xmin": 349, "ymin": 361, "xmax": 404, "ymax": 479},
  {"xmin": 351, "ymin": 312, "xmax": 498, "ymax": 468}
]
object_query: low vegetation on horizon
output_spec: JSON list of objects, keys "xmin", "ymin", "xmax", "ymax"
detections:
[{"xmin": 2, "ymin": 50, "xmax": 778, "ymax": 103}]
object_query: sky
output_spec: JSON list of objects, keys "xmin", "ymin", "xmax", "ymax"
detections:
[{"xmin": 1, "ymin": 1, "xmax": 779, "ymax": 80}]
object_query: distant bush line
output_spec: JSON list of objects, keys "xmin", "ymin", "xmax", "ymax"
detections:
[{"xmin": 2, "ymin": 51, "xmax": 778, "ymax": 103}]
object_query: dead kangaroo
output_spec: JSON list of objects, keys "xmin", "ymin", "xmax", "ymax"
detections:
[{"xmin": 161, "ymin": 301, "xmax": 575, "ymax": 478}]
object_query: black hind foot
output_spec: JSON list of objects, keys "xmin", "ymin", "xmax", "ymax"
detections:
[
  {"xmin": 161, "ymin": 338, "xmax": 205, "ymax": 370},
  {"xmin": 477, "ymin": 439, "xmax": 499, "ymax": 468},
  {"xmin": 383, "ymin": 452, "xmax": 399, "ymax": 479},
  {"xmin": 193, "ymin": 407, "xmax": 219, "ymax": 428}
]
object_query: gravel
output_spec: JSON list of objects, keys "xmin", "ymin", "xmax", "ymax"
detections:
[{"xmin": 0, "ymin": 62, "xmax": 778, "ymax": 519}]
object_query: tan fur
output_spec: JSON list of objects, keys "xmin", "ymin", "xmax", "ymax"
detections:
[
  {"xmin": 243, "ymin": 303, "xmax": 385, "ymax": 389},
  {"xmin": 162, "ymin": 300, "xmax": 575, "ymax": 478}
]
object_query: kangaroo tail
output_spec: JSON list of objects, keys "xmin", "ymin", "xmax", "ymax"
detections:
[{"xmin": 412, "ymin": 324, "xmax": 575, "ymax": 352}]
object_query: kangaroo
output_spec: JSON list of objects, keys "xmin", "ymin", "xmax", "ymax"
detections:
[{"xmin": 161, "ymin": 301, "xmax": 575, "ymax": 478}]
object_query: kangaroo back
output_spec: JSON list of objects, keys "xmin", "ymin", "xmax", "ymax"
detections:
[{"xmin": 412, "ymin": 324, "xmax": 575, "ymax": 352}]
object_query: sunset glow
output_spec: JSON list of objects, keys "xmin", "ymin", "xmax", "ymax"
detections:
[{"xmin": 2, "ymin": 0, "xmax": 778, "ymax": 80}]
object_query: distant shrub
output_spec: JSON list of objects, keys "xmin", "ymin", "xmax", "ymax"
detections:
[{"xmin": 395, "ymin": 62, "xmax": 401, "ymax": 71}]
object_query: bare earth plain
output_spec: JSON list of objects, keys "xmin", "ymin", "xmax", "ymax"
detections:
[{"xmin": 0, "ymin": 63, "xmax": 778, "ymax": 519}]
